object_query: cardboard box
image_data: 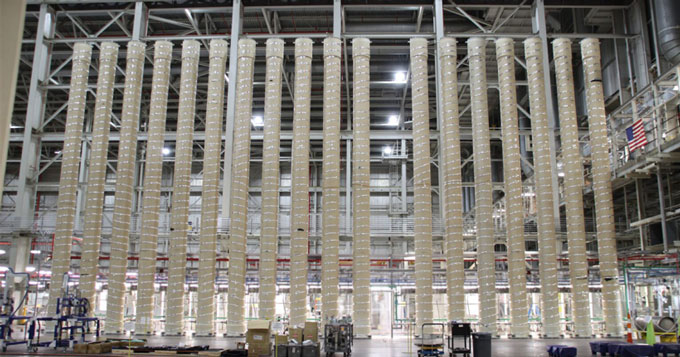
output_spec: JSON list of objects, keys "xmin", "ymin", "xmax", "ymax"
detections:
[
  {"xmin": 73, "ymin": 343, "xmax": 88, "ymax": 354},
  {"xmin": 304, "ymin": 322, "xmax": 318, "ymax": 342},
  {"xmin": 275, "ymin": 334, "xmax": 289, "ymax": 346},
  {"xmin": 246, "ymin": 319, "xmax": 271, "ymax": 356},
  {"xmin": 289, "ymin": 327, "xmax": 303, "ymax": 343},
  {"xmin": 87, "ymin": 342, "xmax": 112, "ymax": 354}
]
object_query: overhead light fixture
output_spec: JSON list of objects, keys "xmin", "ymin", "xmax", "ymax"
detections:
[
  {"xmin": 0, "ymin": 249, "xmax": 5, "ymax": 255},
  {"xmin": 387, "ymin": 115, "xmax": 400, "ymax": 126},
  {"xmin": 394, "ymin": 71, "xmax": 408, "ymax": 83},
  {"xmin": 30, "ymin": 250, "xmax": 41, "ymax": 255},
  {"xmin": 383, "ymin": 146, "xmax": 393, "ymax": 155},
  {"xmin": 25, "ymin": 266, "xmax": 36, "ymax": 273},
  {"xmin": 162, "ymin": 147, "xmax": 171, "ymax": 155},
  {"xmin": 252, "ymin": 115, "xmax": 264, "ymax": 127}
]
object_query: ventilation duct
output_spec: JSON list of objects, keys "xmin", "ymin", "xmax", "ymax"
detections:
[{"xmin": 654, "ymin": 0, "xmax": 680, "ymax": 65}]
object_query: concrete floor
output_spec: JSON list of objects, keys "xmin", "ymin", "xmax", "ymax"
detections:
[{"xmin": 0, "ymin": 334, "xmax": 629, "ymax": 356}]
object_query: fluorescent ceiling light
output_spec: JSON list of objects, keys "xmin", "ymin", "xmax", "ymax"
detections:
[
  {"xmin": 252, "ymin": 115, "xmax": 264, "ymax": 127},
  {"xmin": 394, "ymin": 71, "xmax": 407, "ymax": 83},
  {"xmin": 387, "ymin": 115, "xmax": 399, "ymax": 126},
  {"xmin": 30, "ymin": 250, "xmax": 41, "ymax": 255},
  {"xmin": 162, "ymin": 147, "xmax": 171, "ymax": 155},
  {"xmin": 383, "ymin": 146, "xmax": 392, "ymax": 155}
]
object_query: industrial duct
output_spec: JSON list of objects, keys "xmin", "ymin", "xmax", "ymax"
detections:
[
  {"xmin": 495, "ymin": 38, "xmax": 529, "ymax": 338},
  {"xmin": 135, "ymin": 41, "xmax": 173, "ymax": 335},
  {"xmin": 79, "ymin": 42, "xmax": 119, "ymax": 315},
  {"xmin": 226, "ymin": 39, "xmax": 256, "ymax": 336},
  {"xmin": 581, "ymin": 38, "xmax": 623, "ymax": 337},
  {"xmin": 259, "ymin": 38, "xmax": 284, "ymax": 321},
  {"xmin": 552, "ymin": 38, "xmax": 591, "ymax": 337},
  {"xmin": 523, "ymin": 37, "xmax": 560, "ymax": 338},
  {"xmin": 654, "ymin": 0, "xmax": 680, "ymax": 65},
  {"xmin": 321, "ymin": 37, "xmax": 342, "ymax": 324},
  {"xmin": 438, "ymin": 37, "xmax": 465, "ymax": 322},
  {"xmin": 196, "ymin": 39, "xmax": 229, "ymax": 337},
  {"xmin": 47, "ymin": 43, "xmax": 92, "ymax": 318},
  {"xmin": 165, "ymin": 40, "xmax": 200, "ymax": 335},
  {"xmin": 105, "ymin": 41, "xmax": 146, "ymax": 333},
  {"xmin": 410, "ymin": 38, "xmax": 434, "ymax": 332},
  {"xmin": 289, "ymin": 38, "xmax": 313, "ymax": 329},
  {"xmin": 467, "ymin": 38, "xmax": 496, "ymax": 334}
]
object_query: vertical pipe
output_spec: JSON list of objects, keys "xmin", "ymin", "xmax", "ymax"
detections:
[
  {"xmin": 135, "ymin": 41, "xmax": 173, "ymax": 335},
  {"xmin": 47, "ymin": 43, "xmax": 92, "ymax": 318},
  {"xmin": 321, "ymin": 37, "xmax": 342, "ymax": 323},
  {"xmin": 438, "ymin": 37, "xmax": 465, "ymax": 322},
  {"xmin": 552, "ymin": 38, "xmax": 592, "ymax": 337},
  {"xmin": 106, "ymin": 41, "xmax": 146, "ymax": 333},
  {"xmin": 226, "ymin": 39, "xmax": 256, "ymax": 336},
  {"xmin": 79, "ymin": 42, "xmax": 119, "ymax": 315},
  {"xmin": 165, "ymin": 40, "xmax": 200, "ymax": 335},
  {"xmin": 410, "ymin": 38, "xmax": 433, "ymax": 332},
  {"xmin": 196, "ymin": 39, "xmax": 229, "ymax": 336},
  {"xmin": 524, "ymin": 37, "xmax": 560, "ymax": 338},
  {"xmin": 289, "ymin": 38, "xmax": 313, "ymax": 328},
  {"xmin": 259, "ymin": 38, "xmax": 284, "ymax": 321},
  {"xmin": 467, "ymin": 38, "xmax": 496, "ymax": 334},
  {"xmin": 495, "ymin": 38, "xmax": 530, "ymax": 338},
  {"xmin": 351, "ymin": 38, "xmax": 371, "ymax": 337},
  {"xmin": 580, "ymin": 38, "xmax": 623, "ymax": 337}
]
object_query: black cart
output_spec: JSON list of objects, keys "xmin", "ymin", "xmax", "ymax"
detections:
[
  {"xmin": 323, "ymin": 322, "xmax": 353, "ymax": 356},
  {"xmin": 448, "ymin": 322, "xmax": 471, "ymax": 357}
]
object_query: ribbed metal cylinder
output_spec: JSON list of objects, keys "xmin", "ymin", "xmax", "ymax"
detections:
[
  {"xmin": 226, "ymin": 39, "xmax": 256, "ymax": 336},
  {"xmin": 581, "ymin": 38, "xmax": 623, "ymax": 337},
  {"xmin": 106, "ymin": 40, "xmax": 146, "ymax": 333},
  {"xmin": 553, "ymin": 38, "xmax": 592, "ymax": 337},
  {"xmin": 135, "ymin": 40, "xmax": 173, "ymax": 335},
  {"xmin": 165, "ymin": 40, "xmax": 200, "ymax": 335},
  {"xmin": 495, "ymin": 38, "xmax": 529, "ymax": 338}
]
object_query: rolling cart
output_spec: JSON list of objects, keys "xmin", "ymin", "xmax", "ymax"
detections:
[
  {"xmin": 447, "ymin": 322, "xmax": 471, "ymax": 357},
  {"xmin": 323, "ymin": 320, "xmax": 353, "ymax": 356},
  {"xmin": 416, "ymin": 323, "xmax": 445, "ymax": 357}
]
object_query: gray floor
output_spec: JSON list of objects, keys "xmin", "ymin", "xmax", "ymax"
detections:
[{"xmin": 0, "ymin": 334, "xmax": 630, "ymax": 356}]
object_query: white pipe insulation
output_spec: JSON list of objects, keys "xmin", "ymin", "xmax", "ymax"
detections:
[
  {"xmin": 523, "ymin": 37, "xmax": 560, "ymax": 338},
  {"xmin": 438, "ymin": 37, "xmax": 465, "ymax": 322},
  {"xmin": 47, "ymin": 43, "xmax": 92, "ymax": 318},
  {"xmin": 196, "ymin": 39, "xmax": 229, "ymax": 336},
  {"xmin": 259, "ymin": 38, "xmax": 284, "ymax": 321},
  {"xmin": 410, "ymin": 38, "xmax": 434, "ymax": 331},
  {"xmin": 552, "ymin": 38, "xmax": 592, "ymax": 337},
  {"xmin": 106, "ymin": 41, "xmax": 146, "ymax": 333},
  {"xmin": 79, "ymin": 42, "xmax": 119, "ymax": 314},
  {"xmin": 495, "ymin": 38, "xmax": 529, "ymax": 338},
  {"xmin": 321, "ymin": 37, "xmax": 342, "ymax": 323},
  {"xmin": 290, "ymin": 38, "xmax": 313, "ymax": 328},
  {"xmin": 135, "ymin": 41, "xmax": 173, "ymax": 335},
  {"xmin": 352, "ymin": 38, "xmax": 372, "ymax": 337},
  {"xmin": 467, "ymin": 38, "xmax": 496, "ymax": 334},
  {"xmin": 226, "ymin": 39, "xmax": 256, "ymax": 336},
  {"xmin": 165, "ymin": 40, "xmax": 200, "ymax": 335},
  {"xmin": 581, "ymin": 38, "xmax": 623, "ymax": 337}
]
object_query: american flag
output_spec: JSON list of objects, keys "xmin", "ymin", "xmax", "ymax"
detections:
[{"xmin": 626, "ymin": 119, "xmax": 647, "ymax": 152}]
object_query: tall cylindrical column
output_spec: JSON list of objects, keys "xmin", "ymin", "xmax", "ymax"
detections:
[
  {"xmin": 524, "ymin": 37, "xmax": 560, "ymax": 338},
  {"xmin": 226, "ymin": 39, "xmax": 256, "ymax": 336},
  {"xmin": 165, "ymin": 40, "xmax": 200, "ymax": 335},
  {"xmin": 438, "ymin": 37, "xmax": 465, "ymax": 322},
  {"xmin": 321, "ymin": 37, "xmax": 342, "ymax": 323},
  {"xmin": 553, "ymin": 38, "xmax": 591, "ymax": 337},
  {"xmin": 495, "ymin": 38, "xmax": 530, "ymax": 338},
  {"xmin": 581, "ymin": 38, "xmax": 623, "ymax": 337},
  {"xmin": 467, "ymin": 38, "xmax": 496, "ymax": 334},
  {"xmin": 259, "ymin": 38, "xmax": 284, "ymax": 321},
  {"xmin": 289, "ymin": 38, "xmax": 313, "ymax": 328},
  {"xmin": 47, "ymin": 43, "xmax": 92, "ymax": 317},
  {"xmin": 106, "ymin": 41, "xmax": 146, "ymax": 333},
  {"xmin": 196, "ymin": 39, "xmax": 229, "ymax": 336},
  {"xmin": 352, "ymin": 38, "xmax": 371, "ymax": 337},
  {"xmin": 410, "ymin": 38, "xmax": 434, "ymax": 331},
  {"xmin": 135, "ymin": 41, "xmax": 173, "ymax": 335},
  {"xmin": 79, "ymin": 42, "xmax": 119, "ymax": 314}
]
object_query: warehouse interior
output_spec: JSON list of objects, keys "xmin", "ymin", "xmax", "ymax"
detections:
[{"xmin": 1, "ymin": 0, "xmax": 680, "ymax": 355}]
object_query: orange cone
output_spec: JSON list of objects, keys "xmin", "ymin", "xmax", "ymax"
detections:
[{"xmin": 626, "ymin": 313, "xmax": 634, "ymax": 343}]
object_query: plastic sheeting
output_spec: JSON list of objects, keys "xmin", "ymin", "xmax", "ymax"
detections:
[
  {"xmin": 495, "ymin": 38, "xmax": 529, "ymax": 338},
  {"xmin": 165, "ymin": 40, "xmax": 200, "ymax": 335},
  {"xmin": 552, "ymin": 38, "xmax": 591, "ymax": 337},
  {"xmin": 467, "ymin": 38, "xmax": 496, "ymax": 334},
  {"xmin": 80, "ymin": 42, "xmax": 119, "ymax": 314},
  {"xmin": 352, "ymin": 38, "xmax": 371, "ymax": 337},
  {"xmin": 106, "ymin": 41, "xmax": 146, "ymax": 333},
  {"xmin": 259, "ymin": 38, "xmax": 284, "ymax": 321},
  {"xmin": 135, "ymin": 41, "xmax": 173, "ymax": 335},
  {"xmin": 523, "ymin": 38, "xmax": 560, "ymax": 338},
  {"xmin": 410, "ymin": 38, "xmax": 434, "ymax": 331},
  {"xmin": 196, "ymin": 39, "xmax": 229, "ymax": 336},
  {"xmin": 580, "ymin": 38, "xmax": 623, "ymax": 337},
  {"xmin": 47, "ymin": 43, "xmax": 92, "ymax": 318},
  {"xmin": 321, "ymin": 37, "xmax": 342, "ymax": 323},
  {"xmin": 226, "ymin": 39, "xmax": 256, "ymax": 336},
  {"xmin": 289, "ymin": 38, "xmax": 313, "ymax": 328},
  {"xmin": 438, "ymin": 37, "xmax": 465, "ymax": 322}
]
